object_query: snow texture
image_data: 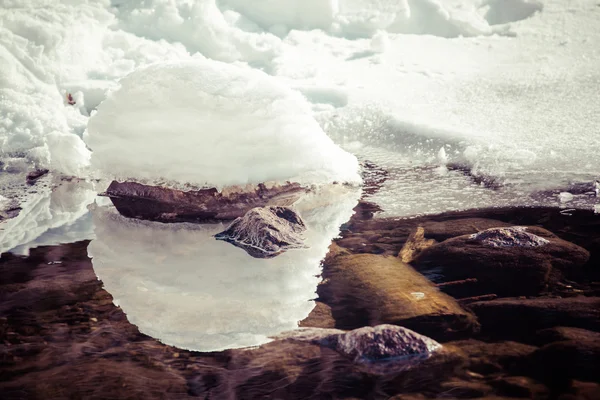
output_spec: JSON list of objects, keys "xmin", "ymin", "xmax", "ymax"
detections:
[{"xmin": 85, "ymin": 60, "xmax": 360, "ymax": 189}]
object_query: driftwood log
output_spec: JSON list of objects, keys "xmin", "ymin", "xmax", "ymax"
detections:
[{"xmin": 103, "ymin": 180, "xmax": 308, "ymax": 223}]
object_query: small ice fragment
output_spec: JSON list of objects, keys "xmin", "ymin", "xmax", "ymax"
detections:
[
  {"xmin": 560, "ymin": 209, "xmax": 576, "ymax": 216},
  {"xmin": 411, "ymin": 292, "xmax": 425, "ymax": 300},
  {"xmin": 558, "ymin": 192, "xmax": 574, "ymax": 203}
]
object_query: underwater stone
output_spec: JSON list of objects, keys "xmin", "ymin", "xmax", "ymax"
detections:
[
  {"xmin": 215, "ymin": 206, "xmax": 306, "ymax": 258},
  {"xmin": 469, "ymin": 226, "xmax": 549, "ymax": 248},
  {"xmin": 276, "ymin": 324, "xmax": 442, "ymax": 375},
  {"xmin": 332, "ymin": 324, "xmax": 442, "ymax": 364}
]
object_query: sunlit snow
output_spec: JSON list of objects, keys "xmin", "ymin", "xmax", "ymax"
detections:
[
  {"xmin": 85, "ymin": 60, "xmax": 360, "ymax": 188},
  {"xmin": 2, "ymin": 0, "xmax": 598, "ymax": 219}
]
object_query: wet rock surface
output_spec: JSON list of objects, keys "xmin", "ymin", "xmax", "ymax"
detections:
[
  {"xmin": 332, "ymin": 325, "xmax": 442, "ymax": 370},
  {"xmin": 413, "ymin": 226, "xmax": 590, "ymax": 296},
  {"xmin": 529, "ymin": 333, "xmax": 600, "ymax": 386},
  {"xmin": 275, "ymin": 325, "xmax": 444, "ymax": 375},
  {"xmin": 318, "ymin": 251, "xmax": 479, "ymax": 341},
  {"xmin": 215, "ymin": 206, "xmax": 306, "ymax": 258},
  {"xmin": 469, "ymin": 296, "xmax": 600, "ymax": 342},
  {"xmin": 104, "ymin": 180, "xmax": 307, "ymax": 223},
  {"xmin": 469, "ymin": 226, "xmax": 550, "ymax": 248}
]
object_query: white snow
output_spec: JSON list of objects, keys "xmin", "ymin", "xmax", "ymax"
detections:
[
  {"xmin": 85, "ymin": 60, "xmax": 360, "ymax": 188},
  {"xmin": 88, "ymin": 185, "xmax": 360, "ymax": 351},
  {"xmin": 0, "ymin": 1, "xmax": 598, "ymax": 219}
]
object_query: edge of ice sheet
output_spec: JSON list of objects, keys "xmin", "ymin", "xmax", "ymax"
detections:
[{"xmin": 88, "ymin": 184, "xmax": 361, "ymax": 351}]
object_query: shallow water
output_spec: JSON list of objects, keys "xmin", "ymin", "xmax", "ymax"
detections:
[{"xmin": 1, "ymin": 205, "xmax": 599, "ymax": 399}]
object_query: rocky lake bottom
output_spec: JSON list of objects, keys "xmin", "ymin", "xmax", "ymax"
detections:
[{"xmin": 1, "ymin": 199, "xmax": 599, "ymax": 399}]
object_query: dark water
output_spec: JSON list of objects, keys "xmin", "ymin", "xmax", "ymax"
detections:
[{"xmin": 1, "ymin": 206, "xmax": 599, "ymax": 399}]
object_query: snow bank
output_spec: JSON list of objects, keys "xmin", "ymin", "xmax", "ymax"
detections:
[
  {"xmin": 334, "ymin": 0, "xmax": 495, "ymax": 38},
  {"xmin": 113, "ymin": 0, "xmax": 282, "ymax": 67},
  {"xmin": 221, "ymin": 0, "xmax": 338, "ymax": 34},
  {"xmin": 482, "ymin": 0, "xmax": 543, "ymax": 25},
  {"xmin": 89, "ymin": 185, "xmax": 360, "ymax": 351},
  {"xmin": 85, "ymin": 60, "xmax": 360, "ymax": 189},
  {"xmin": 0, "ymin": 0, "xmax": 190, "ymax": 177}
]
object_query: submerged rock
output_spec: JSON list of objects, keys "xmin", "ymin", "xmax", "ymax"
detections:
[
  {"xmin": 319, "ymin": 252, "xmax": 479, "ymax": 340},
  {"xmin": 104, "ymin": 180, "xmax": 307, "ymax": 223},
  {"xmin": 215, "ymin": 206, "xmax": 306, "ymax": 258},
  {"xmin": 469, "ymin": 226, "xmax": 549, "ymax": 248},
  {"xmin": 469, "ymin": 296, "xmax": 600, "ymax": 342},
  {"xmin": 332, "ymin": 325, "xmax": 442, "ymax": 365},
  {"xmin": 276, "ymin": 324, "xmax": 443, "ymax": 375},
  {"xmin": 413, "ymin": 226, "xmax": 590, "ymax": 296}
]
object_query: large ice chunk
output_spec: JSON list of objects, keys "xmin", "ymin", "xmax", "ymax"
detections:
[{"xmin": 85, "ymin": 60, "xmax": 361, "ymax": 189}]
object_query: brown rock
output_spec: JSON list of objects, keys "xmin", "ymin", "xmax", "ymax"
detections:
[
  {"xmin": 420, "ymin": 218, "xmax": 512, "ymax": 242},
  {"xmin": 332, "ymin": 325, "xmax": 442, "ymax": 371},
  {"xmin": 469, "ymin": 296, "xmax": 600, "ymax": 342},
  {"xmin": 225, "ymin": 339, "xmax": 370, "ymax": 399},
  {"xmin": 439, "ymin": 379, "xmax": 493, "ymax": 398},
  {"xmin": 489, "ymin": 376, "xmax": 548, "ymax": 398},
  {"xmin": 450, "ymin": 339, "xmax": 537, "ymax": 375},
  {"xmin": 299, "ymin": 301, "xmax": 336, "ymax": 329},
  {"xmin": 413, "ymin": 226, "xmax": 590, "ymax": 296},
  {"xmin": 398, "ymin": 227, "xmax": 436, "ymax": 263},
  {"xmin": 104, "ymin": 180, "xmax": 307, "ymax": 223},
  {"xmin": 215, "ymin": 206, "xmax": 306, "ymax": 258},
  {"xmin": 319, "ymin": 253, "xmax": 479, "ymax": 340},
  {"xmin": 529, "ymin": 335, "xmax": 600, "ymax": 384},
  {"xmin": 536, "ymin": 326, "xmax": 600, "ymax": 346},
  {"xmin": 558, "ymin": 381, "xmax": 600, "ymax": 400}
]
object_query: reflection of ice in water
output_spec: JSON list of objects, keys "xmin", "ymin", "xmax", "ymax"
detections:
[
  {"xmin": 88, "ymin": 185, "xmax": 360, "ymax": 352},
  {"xmin": 0, "ymin": 178, "xmax": 97, "ymax": 256}
]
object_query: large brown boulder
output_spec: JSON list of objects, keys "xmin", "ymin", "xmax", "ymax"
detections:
[
  {"xmin": 319, "ymin": 252, "xmax": 479, "ymax": 340},
  {"xmin": 104, "ymin": 180, "xmax": 307, "ymax": 223},
  {"xmin": 413, "ymin": 226, "xmax": 590, "ymax": 296}
]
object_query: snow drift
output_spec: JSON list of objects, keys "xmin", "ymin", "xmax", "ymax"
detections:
[{"xmin": 85, "ymin": 60, "xmax": 360, "ymax": 189}]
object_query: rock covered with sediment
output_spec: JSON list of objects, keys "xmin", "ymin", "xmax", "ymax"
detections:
[
  {"xmin": 215, "ymin": 206, "xmax": 306, "ymax": 258},
  {"xmin": 469, "ymin": 226, "xmax": 549, "ymax": 248},
  {"xmin": 276, "ymin": 324, "xmax": 442, "ymax": 374},
  {"xmin": 332, "ymin": 325, "xmax": 442, "ymax": 365},
  {"xmin": 413, "ymin": 226, "xmax": 590, "ymax": 296},
  {"xmin": 318, "ymin": 249, "xmax": 479, "ymax": 340},
  {"xmin": 103, "ymin": 180, "xmax": 307, "ymax": 223}
]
